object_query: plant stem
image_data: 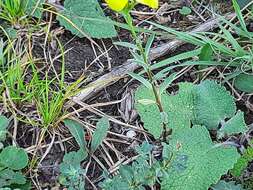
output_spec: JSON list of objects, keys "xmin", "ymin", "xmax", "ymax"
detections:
[{"xmin": 124, "ymin": 12, "xmax": 171, "ymax": 137}]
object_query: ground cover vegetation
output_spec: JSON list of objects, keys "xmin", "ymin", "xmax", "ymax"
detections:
[{"xmin": 0, "ymin": 0, "xmax": 253, "ymax": 189}]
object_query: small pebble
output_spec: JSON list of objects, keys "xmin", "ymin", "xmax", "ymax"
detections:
[{"xmin": 126, "ymin": 130, "xmax": 137, "ymax": 138}]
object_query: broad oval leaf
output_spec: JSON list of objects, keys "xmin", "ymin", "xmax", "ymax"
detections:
[
  {"xmin": 0, "ymin": 146, "xmax": 28, "ymax": 170},
  {"xmin": 57, "ymin": 0, "xmax": 117, "ymax": 39},
  {"xmin": 218, "ymin": 111, "xmax": 247, "ymax": 139},
  {"xmin": 161, "ymin": 125, "xmax": 240, "ymax": 190},
  {"xmin": 194, "ymin": 80, "xmax": 236, "ymax": 129},
  {"xmin": 64, "ymin": 119, "xmax": 86, "ymax": 153},
  {"xmin": 234, "ymin": 73, "xmax": 253, "ymax": 93}
]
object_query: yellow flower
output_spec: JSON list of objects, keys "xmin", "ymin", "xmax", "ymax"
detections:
[
  {"xmin": 105, "ymin": 0, "xmax": 128, "ymax": 11},
  {"xmin": 136, "ymin": 0, "xmax": 158, "ymax": 8}
]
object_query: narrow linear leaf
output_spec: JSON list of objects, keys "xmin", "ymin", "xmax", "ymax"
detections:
[
  {"xmin": 113, "ymin": 42, "xmax": 138, "ymax": 50},
  {"xmin": 232, "ymin": 0, "xmax": 248, "ymax": 32},
  {"xmin": 145, "ymin": 34, "xmax": 155, "ymax": 57},
  {"xmin": 128, "ymin": 72, "xmax": 152, "ymax": 89},
  {"xmin": 159, "ymin": 72, "xmax": 178, "ymax": 94}
]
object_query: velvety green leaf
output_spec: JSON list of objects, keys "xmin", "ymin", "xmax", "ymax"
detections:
[
  {"xmin": 179, "ymin": 6, "xmax": 192, "ymax": 15},
  {"xmin": 211, "ymin": 180, "xmax": 245, "ymax": 190},
  {"xmin": 64, "ymin": 119, "xmax": 86, "ymax": 152},
  {"xmin": 218, "ymin": 111, "xmax": 248, "ymax": 139},
  {"xmin": 91, "ymin": 117, "xmax": 109, "ymax": 152},
  {"xmin": 194, "ymin": 80, "xmax": 236, "ymax": 129},
  {"xmin": 0, "ymin": 146, "xmax": 28, "ymax": 170},
  {"xmin": 62, "ymin": 150, "xmax": 87, "ymax": 166},
  {"xmin": 59, "ymin": 150, "xmax": 86, "ymax": 189},
  {"xmin": 57, "ymin": 0, "xmax": 117, "ymax": 39},
  {"xmin": 161, "ymin": 125, "xmax": 240, "ymax": 190},
  {"xmin": 0, "ymin": 116, "xmax": 9, "ymax": 142},
  {"xmin": 25, "ymin": 0, "xmax": 45, "ymax": 18},
  {"xmin": 135, "ymin": 85, "xmax": 163, "ymax": 138},
  {"xmin": 0, "ymin": 169, "xmax": 26, "ymax": 187},
  {"xmin": 234, "ymin": 73, "xmax": 253, "ymax": 93},
  {"xmin": 164, "ymin": 82, "xmax": 195, "ymax": 131}
]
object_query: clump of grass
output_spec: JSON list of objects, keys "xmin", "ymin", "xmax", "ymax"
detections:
[{"xmin": 0, "ymin": 0, "xmax": 26, "ymax": 25}]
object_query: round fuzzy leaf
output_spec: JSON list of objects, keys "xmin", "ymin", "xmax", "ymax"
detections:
[
  {"xmin": 179, "ymin": 6, "xmax": 192, "ymax": 15},
  {"xmin": 57, "ymin": 0, "xmax": 117, "ymax": 39},
  {"xmin": 234, "ymin": 73, "xmax": 253, "ymax": 93},
  {"xmin": 217, "ymin": 111, "xmax": 247, "ymax": 139},
  {"xmin": 135, "ymin": 85, "xmax": 163, "ymax": 139},
  {"xmin": 194, "ymin": 80, "xmax": 236, "ymax": 129},
  {"xmin": 161, "ymin": 126, "xmax": 240, "ymax": 190},
  {"xmin": 0, "ymin": 146, "xmax": 28, "ymax": 170}
]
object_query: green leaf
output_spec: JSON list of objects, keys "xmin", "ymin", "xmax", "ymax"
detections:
[
  {"xmin": 145, "ymin": 34, "xmax": 155, "ymax": 57},
  {"xmin": 217, "ymin": 111, "xmax": 248, "ymax": 139},
  {"xmin": 135, "ymin": 85, "xmax": 163, "ymax": 138},
  {"xmin": 234, "ymin": 73, "xmax": 253, "ymax": 93},
  {"xmin": 128, "ymin": 72, "xmax": 152, "ymax": 89},
  {"xmin": 135, "ymin": 80, "xmax": 237, "ymax": 138},
  {"xmin": 62, "ymin": 150, "xmax": 87, "ymax": 166},
  {"xmin": 0, "ymin": 146, "xmax": 28, "ymax": 170},
  {"xmin": 211, "ymin": 180, "xmax": 245, "ymax": 190},
  {"xmin": 194, "ymin": 80, "xmax": 236, "ymax": 129},
  {"xmin": 231, "ymin": 147, "xmax": 253, "ymax": 177},
  {"xmin": 179, "ymin": 6, "xmax": 192, "ymax": 15},
  {"xmin": 57, "ymin": 0, "xmax": 117, "ymax": 39},
  {"xmin": 100, "ymin": 142, "xmax": 156, "ymax": 190},
  {"xmin": 59, "ymin": 150, "xmax": 86, "ymax": 189},
  {"xmin": 0, "ymin": 169, "xmax": 26, "ymax": 187},
  {"xmin": 232, "ymin": 0, "xmax": 248, "ymax": 32},
  {"xmin": 24, "ymin": 0, "xmax": 45, "ymax": 18},
  {"xmin": 0, "ymin": 116, "xmax": 9, "ymax": 142},
  {"xmin": 164, "ymin": 82, "xmax": 195, "ymax": 131},
  {"xmin": 236, "ymin": 0, "xmax": 252, "ymax": 8},
  {"xmin": 91, "ymin": 117, "xmax": 109, "ymax": 152},
  {"xmin": 199, "ymin": 43, "xmax": 213, "ymax": 61},
  {"xmin": 113, "ymin": 42, "xmax": 138, "ymax": 50},
  {"xmin": 64, "ymin": 119, "xmax": 86, "ymax": 154},
  {"xmin": 159, "ymin": 72, "xmax": 178, "ymax": 94},
  {"xmin": 161, "ymin": 125, "xmax": 240, "ymax": 190}
]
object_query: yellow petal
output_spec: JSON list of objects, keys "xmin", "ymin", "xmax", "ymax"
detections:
[
  {"xmin": 105, "ymin": 0, "xmax": 128, "ymax": 11},
  {"xmin": 136, "ymin": 0, "xmax": 158, "ymax": 8}
]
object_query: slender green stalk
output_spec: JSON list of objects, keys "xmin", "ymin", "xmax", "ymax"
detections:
[{"xmin": 123, "ymin": 11, "xmax": 170, "ymax": 137}]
